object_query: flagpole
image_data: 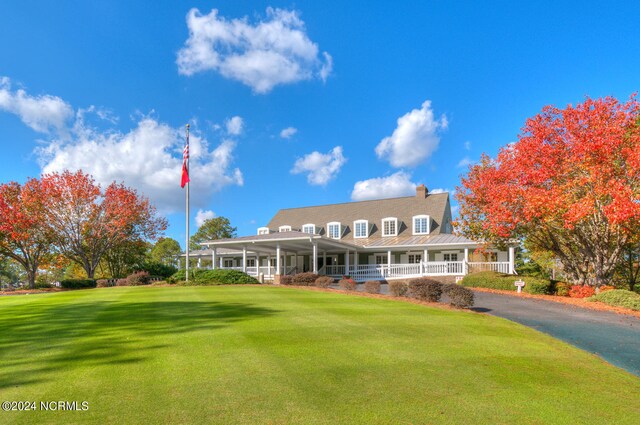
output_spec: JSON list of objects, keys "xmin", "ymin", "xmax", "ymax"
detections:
[{"xmin": 185, "ymin": 123, "xmax": 190, "ymax": 282}]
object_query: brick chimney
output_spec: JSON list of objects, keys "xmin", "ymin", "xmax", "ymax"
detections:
[{"xmin": 416, "ymin": 184, "xmax": 428, "ymax": 198}]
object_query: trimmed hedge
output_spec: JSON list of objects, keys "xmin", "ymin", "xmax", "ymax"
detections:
[
  {"xmin": 314, "ymin": 276, "xmax": 334, "ymax": 288},
  {"xmin": 444, "ymin": 284, "xmax": 474, "ymax": 308},
  {"xmin": 292, "ymin": 273, "xmax": 319, "ymax": 286},
  {"xmin": 60, "ymin": 279, "xmax": 96, "ymax": 289},
  {"xmin": 168, "ymin": 269, "xmax": 258, "ymax": 285},
  {"xmin": 389, "ymin": 281, "xmax": 408, "ymax": 297},
  {"xmin": 339, "ymin": 278, "xmax": 357, "ymax": 291},
  {"xmin": 588, "ymin": 289, "xmax": 640, "ymax": 311},
  {"xmin": 279, "ymin": 275, "xmax": 293, "ymax": 285},
  {"xmin": 96, "ymin": 279, "xmax": 109, "ymax": 288},
  {"xmin": 127, "ymin": 271, "xmax": 151, "ymax": 286},
  {"xmin": 408, "ymin": 277, "xmax": 443, "ymax": 302},
  {"xmin": 139, "ymin": 262, "xmax": 178, "ymax": 278},
  {"xmin": 116, "ymin": 278, "xmax": 130, "ymax": 286},
  {"xmin": 461, "ymin": 271, "xmax": 553, "ymax": 294},
  {"xmin": 363, "ymin": 280, "xmax": 381, "ymax": 294}
]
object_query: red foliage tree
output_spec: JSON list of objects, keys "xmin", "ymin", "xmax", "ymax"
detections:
[
  {"xmin": 0, "ymin": 179, "xmax": 52, "ymax": 288},
  {"xmin": 456, "ymin": 96, "xmax": 640, "ymax": 287},
  {"xmin": 40, "ymin": 170, "xmax": 167, "ymax": 279}
]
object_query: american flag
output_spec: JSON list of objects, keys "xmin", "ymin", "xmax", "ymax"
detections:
[{"xmin": 180, "ymin": 134, "xmax": 190, "ymax": 188}]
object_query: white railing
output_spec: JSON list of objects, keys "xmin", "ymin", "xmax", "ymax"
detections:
[
  {"xmin": 348, "ymin": 264, "xmax": 386, "ymax": 281},
  {"xmin": 325, "ymin": 265, "xmax": 346, "ymax": 276},
  {"xmin": 468, "ymin": 262, "xmax": 510, "ymax": 274},
  {"xmin": 423, "ymin": 261, "xmax": 465, "ymax": 275}
]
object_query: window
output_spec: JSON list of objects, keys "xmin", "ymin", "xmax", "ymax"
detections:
[
  {"xmin": 302, "ymin": 224, "xmax": 315, "ymax": 234},
  {"xmin": 246, "ymin": 258, "xmax": 256, "ymax": 267},
  {"xmin": 327, "ymin": 222, "xmax": 341, "ymax": 239},
  {"xmin": 382, "ymin": 217, "xmax": 398, "ymax": 237},
  {"xmin": 413, "ymin": 215, "xmax": 430, "ymax": 235},
  {"xmin": 270, "ymin": 258, "xmax": 277, "ymax": 267},
  {"xmin": 257, "ymin": 227, "xmax": 269, "ymax": 235},
  {"xmin": 375, "ymin": 254, "xmax": 388, "ymax": 264},
  {"xmin": 223, "ymin": 259, "xmax": 234, "ymax": 268},
  {"xmin": 408, "ymin": 254, "xmax": 422, "ymax": 264},
  {"xmin": 354, "ymin": 220, "xmax": 368, "ymax": 238},
  {"xmin": 279, "ymin": 225, "xmax": 292, "ymax": 232},
  {"xmin": 443, "ymin": 253, "xmax": 458, "ymax": 262}
]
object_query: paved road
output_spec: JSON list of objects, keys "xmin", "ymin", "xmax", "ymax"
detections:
[{"xmin": 471, "ymin": 290, "xmax": 640, "ymax": 376}]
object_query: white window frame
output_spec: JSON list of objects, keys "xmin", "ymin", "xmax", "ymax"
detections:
[
  {"xmin": 279, "ymin": 225, "xmax": 292, "ymax": 233},
  {"xmin": 246, "ymin": 258, "xmax": 256, "ymax": 267},
  {"xmin": 302, "ymin": 223, "xmax": 316, "ymax": 234},
  {"xmin": 381, "ymin": 217, "xmax": 398, "ymax": 237},
  {"xmin": 374, "ymin": 253, "xmax": 388, "ymax": 265},
  {"xmin": 443, "ymin": 252, "xmax": 459, "ymax": 262},
  {"xmin": 407, "ymin": 252, "xmax": 422, "ymax": 264},
  {"xmin": 257, "ymin": 227, "xmax": 270, "ymax": 235},
  {"xmin": 327, "ymin": 222, "xmax": 342, "ymax": 239},
  {"xmin": 353, "ymin": 219, "xmax": 368, "ymax": 238},
  {"xmin": 223, "ymin": 259, "xmax": 234, "ymax": 268},
  {"xmin": 412, "ymin": 215, "xmax": 431, "ymax": 235}
]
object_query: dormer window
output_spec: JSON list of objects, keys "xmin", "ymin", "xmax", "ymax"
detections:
[
  {"xmin": 302, "ymin": 224, "xmax": 316, "ymax": 234},
  {"xmin": 257, "ymin": 227, "xmax": 270, "ymax": 235},
  {"xmin": 354, "ymin": 220, "xmax": 368, "ymax": 238},
  {"xmin": 413, "ymin": 215, "xmax": 431, "ymax": 235},
  {"xmin": 327, "ymin": 222, "xmax": 341, "ymax": 239},
  {"xmin": 279, "ymin": 225, "xmax": 292, "ymax": 232},
  {"xmin": 382, "ymin": 217, "xmax": 398, "ymax": 237}
]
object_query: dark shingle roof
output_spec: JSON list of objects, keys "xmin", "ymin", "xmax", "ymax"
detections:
[{"xmin": 266, "ymin": 192, "xmax": 451, "ymax": 242}]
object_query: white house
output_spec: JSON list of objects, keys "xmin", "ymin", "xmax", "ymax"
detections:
[{"xmin": 188, "ymin": 185, "xmax": 515, "ymax": 282}]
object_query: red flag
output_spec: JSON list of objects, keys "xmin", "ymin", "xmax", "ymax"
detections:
[{"xmin": 181, "ymin": 141, "xmax": 190, "ymax": 188}]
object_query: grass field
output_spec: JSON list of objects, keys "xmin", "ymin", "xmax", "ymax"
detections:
[{"xmin": 0, "ymin": 286, "xmax": 638, "ymax": 424}]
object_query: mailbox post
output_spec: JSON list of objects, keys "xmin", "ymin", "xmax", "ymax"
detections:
[{"xmin": 514, "ymin": 279, "xmax": 525, "ymax": 294}]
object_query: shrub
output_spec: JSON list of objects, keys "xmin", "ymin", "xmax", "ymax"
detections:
[
  {"xmin": 168, "ymin": 269, "xmax": 258, "ymax": 285},
  {"xmin": 408, "ymin": 277, "xmax": 443, "ymax": 302},
  {"xmin": 34, "ymin": 282, "xmax": 53, "ymax": 289},
  {"xmin": 96, "ymin": 279, "xmax": 109, "ymax": 288},
  {"xmin": 445, "ymin": 284, "xmax": 475, "ymax": 308},
  {"xmin": 139, "ymin": 262, "xmax": 178, "ymax": 278},
  {"xmin": 389, "ymin": 281, "xmax": 408, "ymax": 297},
  {"xmin": 598, "ymin": 285, "xmax": 615, "ymax": 293},
  {"xmin": 60, "ymin": 279, "xmax": 96, "ymax": 289},
  {"xmin": 279, "ymin": 275, "xmax": 293, "ymax": 285},
  {"xmin": 461, "ymin": 271, "xmax": 553, "ymax": 294},
  {"xmin": 127, "ymin": 271, "xmax": 151, "ymax": 286},
  {"xmin": 363, "ymin": 280, "xmax": 381, "ymax": 294},
  {"xmin": 555, "ymin": 281, "xmax": 571, "ymax": 296},
  {"xmin": 116, "ymin": 278, "xmax": 130, "ymax": 286},
  {"xmin": 588, "ymin": 289, "xmax": 640, "ymax": 311},
  {"xmin": 314, "ymin": 276, "xmax": 334, "ymax": 288},
  {"xmin": 569, "ymin": 285, "xmax": 595, "ymax": 298},
  {"xmin": 292, "ymin": 272, "xmax": 319, "ymax": 286},
  {"xmin": 339, "ymin": 278, "xmax": 357, "ymax": 291}
]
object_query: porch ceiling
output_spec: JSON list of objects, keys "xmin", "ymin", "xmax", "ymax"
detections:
[{"xmin": 202, "ymin": 231, "xmax": 359, "ymax": 255}]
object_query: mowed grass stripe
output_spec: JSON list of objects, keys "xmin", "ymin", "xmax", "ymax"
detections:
[{"xmin": 0, "ymin": 286, "xmax": 638, "ymax": 424}]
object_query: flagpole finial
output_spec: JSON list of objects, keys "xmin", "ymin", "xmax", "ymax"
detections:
[{"xmin": 186, "ymin": 123, "xmax": 190, "ymax": 129}]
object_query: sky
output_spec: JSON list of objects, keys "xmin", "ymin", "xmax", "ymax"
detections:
[{"xmin": 1, "ymin": 1, "xmax": 639, "ymax": 247}]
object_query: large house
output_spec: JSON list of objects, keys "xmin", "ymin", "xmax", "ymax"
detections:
[{"xmin": 189, "ymin": 185, "xmax": 515, "ymax": 282}]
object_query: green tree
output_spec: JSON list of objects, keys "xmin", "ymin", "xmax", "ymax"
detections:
[
  {"xmin": 100, "ymin": 240, "xmax": 151, "ymax": 278},
  {"xmin": 149, "ymin": 237, "xmax": 182, "ymax": 265},
  {"xmin": 190, "ymin": 217, "xmax": 236, "ymax": 248}
]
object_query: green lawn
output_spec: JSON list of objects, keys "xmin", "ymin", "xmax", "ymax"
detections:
[{"xmin": 0, "ymin": 286, "xmax": 638, "ymax": 424}]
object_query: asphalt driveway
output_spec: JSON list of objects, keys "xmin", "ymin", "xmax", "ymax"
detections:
[{"xmin": 471, "ymin": 290, "xmax": 640, "ymax": 376}]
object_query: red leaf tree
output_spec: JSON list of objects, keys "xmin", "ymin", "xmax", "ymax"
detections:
[
  {"xmin": 40, "ymin": 170, "xmax": 167, "ymax": 279},
  {"xmin": 0, "ymin": 179, "xmax": 52, "ymax": 288},
  {"xmin": 455, "ymin": 96, "xmax": 640, "ymax": 287}
]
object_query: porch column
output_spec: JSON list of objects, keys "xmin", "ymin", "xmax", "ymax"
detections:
[
  {"xmin": 219, "ymin": 256, "xmax": 223, "ymax": 268},
  {"xmin": 354, "ymin": 251, "xmax": 358, "ymax": 267},
  {"xmin": 276, "ymin": 243, "xmax": 281, "ymax": 275},
  {"xmin": 508, "ymin": 246, "xmax": 515, "ymax": 274},
  {"xmin": 212, "ymin": 248, "xmax": 217, "ymax": 270},
  {"xmin": 242, "ymin": 246, "xmax": 247, "ymax": 273},
  {"xmin": 255, "ymin": 255, "xmax": 259, "ymax": 273},
  {"xmin": 197, "ymin": 257, "xmax": 202, "ymax": 269},
  {"xmin": 312, "ymin": 242, "xmax": 318, "ymax": 273},
  {"xmin": 267, "ymin": 255, "xmax": 272, "ymax": 276},
  {"xmin": 387, "ymin": 250, "xmax": 392, "ymax": 275},
  {"xmin": 464, "ymin": 248, "xmax": 469, "ymax": 275},
  {"xmin": 345, "ymin": 250, "xmax": 350, "ymax": 275},
  {"xmin": 423, "ymin": 248, "xmax": 429, "ymax": 275}
]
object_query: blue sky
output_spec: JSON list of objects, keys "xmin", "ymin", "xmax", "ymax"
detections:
[{"xmin": 1, "ymin": 1, "xmax": 639, "ymax": 247}]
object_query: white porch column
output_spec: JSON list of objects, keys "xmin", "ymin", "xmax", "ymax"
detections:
[
  {"xmin": 387, "ymin": 250, "xmax": 392, "ymax": 275},
  {"xmin": 508, "ymin": 246, "xmax": 515, "ymax": 274},
  {"xmin": 267, "ymin": 255, "xmax": 272, "ymax": 276},
  {"xmin": 354, "ymin": 251, "xmax": 358, "ymax": 267},
  {"xmin": 197, "ymin": 257, "xmax": 202, "ymax": 269},
  {"xmin": 255, "ymin": 255, "xmax": 259, "ymax": 273},
  {"xmin": 219, "ymin": 256, "xmax": 223, "ymax": 268},
  {"xmin": 464, "ymin": 247, "xmax": 469, "ymax": 275},
  {"xmin": 242, "ymin": 246, "xmax": 247, "ymax": 273},
  {"xmin": 345, "ymin": 250, "xmax": 350, "ymax": 275},
  {"xmin": 312, "ymin": 243, "xmax": 318, "ymax": 273},
  {"xmin": 276, "ymin": 243, "xmax": 281, "ymax": 275},
  {"xmin": 212, "ymin": 248, "xmax": 217, "ymax": 270}
]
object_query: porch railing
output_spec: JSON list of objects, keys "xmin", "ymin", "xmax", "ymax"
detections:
[{"xmin": 468, "ymin": 262, "xmax": 510, "ymax": 274}]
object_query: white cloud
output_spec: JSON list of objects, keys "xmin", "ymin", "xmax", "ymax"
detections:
[
  {"xmin": 195, "ymin": 209, "xmax": 216, "ymax": 227},
  {"xmin": 0, "ymin": 77, "xmax": 73, "ymax": 134},
  {"xmin": 279, "ymin": 126, "xmax": 297, "ymax": 139},
  {"xmin": 225, "ymin": 116, "xmax": 243, "ymax": 135},
  {"xmin": 457, "ymin": 156, "xmax": 475, "ymax": 168},
  {"xmin": 176, "ymin": 7, "xmax": 333, "ymax": 93},
  {"xmin": 291, "ymin": 146, "xmax": 346, "ymax": 186},
  {"xmin": 38, "ymin": 118, "xmax": 243, "ymax": 213},
  {"xmin": 464, "ymin": 141, "xmax": 471, "ymax": 151},
  {"xmin": 351, "ymin": 171, "xmax": 417, "ymax": 201},
  {"xmin": 429, "ymin": 188, "xmax": 450, "ymax": 194},
  {"xmin": 375, "ymin": 100, "xmax": 447, "ymax": 168}
]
